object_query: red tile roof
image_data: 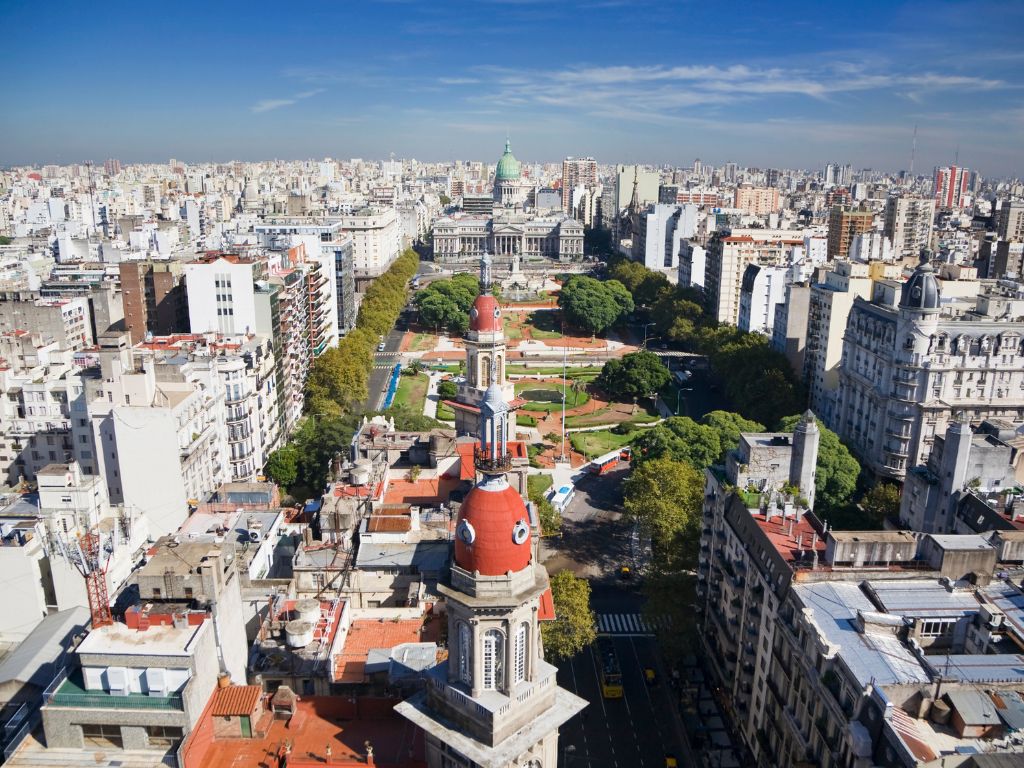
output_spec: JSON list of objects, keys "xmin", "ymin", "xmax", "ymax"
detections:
[
  {"xmin": 334, "ymin": 617, "xmax": 443, "ymax": 683},
  {"xmin": 209, "ymin": 685, "xmax": 262, "ymax": 716},
  {"xmin": 538, "ymin": 587, "xmax": 556, "ymax": 621}
]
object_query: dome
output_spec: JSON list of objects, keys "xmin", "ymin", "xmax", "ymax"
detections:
[
  {"xmin": 899, "ymin": 256, "xmax": 941, "ymax": 311},
  {"xmin": 469, "ymin": 294, "xmax": 501, "ymax": 333},
  {"xmin": 454, "ymin": 474, "xmax": 532, "ymax": 576},
  {"xmin": 495, "ymin": 139, "xmax": 521, "ymax": 182}
]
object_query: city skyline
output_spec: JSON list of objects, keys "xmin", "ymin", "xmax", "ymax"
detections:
[{"xmin": 2, "ymin": 0, "xmax": 1023, "ymax": 175}]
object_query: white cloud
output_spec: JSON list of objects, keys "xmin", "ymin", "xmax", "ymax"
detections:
[{"xmin": 250, "ymin": 88, "xmax": 324, "ymax": 113}]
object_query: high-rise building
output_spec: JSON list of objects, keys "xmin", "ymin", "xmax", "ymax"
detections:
[
  {"xmin": 704, "ymin": 229, "xmax": 805, "ymax": 325},
  {"xmin": 827, "ymin": 205, "xmax": 873, "ymax": 260},
  {"xmin": 119, "ymin": 260, "xmax": 188, "ymax": 344},
  {"xmin": 884, "ymin": 196, "xmax": 936, "ymax": 260},
  {"xmin": 934, "ymin": 165, "xmax": 970, "ymax": 209},
  {"xmin": 560, "ymin": 156, "xmax": 596, "ymax": 214},
  {"xmin": 102, "ymin": 158, "xmax": 121, "ymax": 176},
  {"xmin": 998, "ymin": 200, "xmax": 1024, "ymax": 241}
]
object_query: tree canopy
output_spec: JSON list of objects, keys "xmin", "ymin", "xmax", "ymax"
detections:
[
  {"xmin": 632, "ymin": 411, "xmax": 765, "ymax": 468},
  {"xmin": 541, "ymin": 571, "xmax": 596, "ymax": 661},
  {"xmin": 263, "ymin": 444, "xmax": 299, "ymax": 488},
  {"xmin": 861, "ymin": 482, "xmax": 901, "ymax": 528},
  {"xmin": 557, "ymin": 275, "xmax": 634, "ymax": 335},
  {"xmin": 414, "ymin": 273, "xmax": 479, "ymax": 333},
  {"xmin": 623, "ymin": 457, "xmax": 704, "ymax": 569},
  {"xmin": 609, "ymin": 261, "xmax": 670, "ymax": 306},
  {"xmin": 596, "ymin": 350, "xmax": 670, "ymax": 400},
  {"xmin": 778, "ymin": 414, "xmax": 861, "ymax": 518}
]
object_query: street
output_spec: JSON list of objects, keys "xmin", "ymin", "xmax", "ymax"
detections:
[{"xmin": 364, "ymin": 325, "xmax": 406, "ymax": 412}]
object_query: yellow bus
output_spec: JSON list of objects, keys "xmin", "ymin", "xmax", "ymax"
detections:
[{"xmin": 597, "ymin": 638, "xmax": 623, "ymax": 698}]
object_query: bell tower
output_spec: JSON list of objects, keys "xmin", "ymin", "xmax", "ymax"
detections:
[
  {"xmin": 397, "ymin": 383, "xmax": 586, "ymax": 768},
  {"xmin": 453, "ymin": 254, "xmax": 517, "ymax": 438}
]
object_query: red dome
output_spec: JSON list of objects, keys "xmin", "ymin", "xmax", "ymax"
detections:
[
  {"xmin": 469, "ymin": 294, "xmax": 501, "ymax": 333},
  {"xmin": 454, "ymin": 477, "xmax": 532, "ymax": 576}
]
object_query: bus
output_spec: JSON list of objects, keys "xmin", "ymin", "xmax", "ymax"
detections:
[
  {"xmin": 589, "ymin": 450, "xmax": 621, "ymax": 475},
  {"xmin": 548, "ymin": 484, "xmax": 576, "ymax": 513},
  {"xmin": 596, "ymin": 637, "xmax": 623, "ymax": 698}
]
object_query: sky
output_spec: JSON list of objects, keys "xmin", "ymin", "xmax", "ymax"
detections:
[{"xmin": 1, "ymin": 0, "xmax": 1023, "ymax": 176}]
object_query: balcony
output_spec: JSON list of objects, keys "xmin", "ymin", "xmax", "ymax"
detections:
[{"xmin": 46, "ymin": 670, "xmax": 184, "ymax": 712}]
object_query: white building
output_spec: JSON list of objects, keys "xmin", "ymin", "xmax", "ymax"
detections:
[
  {"xmin": 884, "ymin": 196, "xmax": 935, "ymax": 260},
  {"xmin": 738, "ymin": 263, "xmax": 788, "ymax": 335},
  {"xmin": 678, "ymin": 240, "xmax": 707, "ymax": 289},
  {"xmin": 338, "ymin": 207, "xmax": 402, "ymax": 276}
]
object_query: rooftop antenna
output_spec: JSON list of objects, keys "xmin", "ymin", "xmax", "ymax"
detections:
[
  {"xmin": 954, "ymin": 144, "xmax": 960, "ymax": 167},
  {"xmin": 910, "ymin": 125, "xmax": 917, "ymax": 176}
]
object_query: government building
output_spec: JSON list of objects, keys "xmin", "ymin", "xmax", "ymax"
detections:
[{"xmin": 432, "ymin": 139, "xmax": 584, "ymax": 265}]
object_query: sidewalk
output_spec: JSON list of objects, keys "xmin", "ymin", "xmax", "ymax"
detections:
[{"xmin": 422, "ymin": 371, "xmax": 441, "ymax": 419}]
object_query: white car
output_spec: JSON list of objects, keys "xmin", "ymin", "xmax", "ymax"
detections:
[{"xmin": 377, "ymin": 342, "xmax": 386, "ymax": 352}]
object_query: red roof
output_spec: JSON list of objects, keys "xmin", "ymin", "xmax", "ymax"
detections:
[
  {"xmin": 469, "ymin": 294, "xmax": 501, "ymax": 333},
  {"xmin": 209, "ymin": 685, "xmax": 262, "ymax": 716},
  {"xmin": 538, "ymin": 587, "xmax": 556, "ymax": 621},
  {"xmin": 455, "ymin": 476, "xmax": 532, "ymax": 576}
]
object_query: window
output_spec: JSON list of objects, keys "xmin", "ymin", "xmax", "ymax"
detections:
[
  {"xmin": 482, "ymin": 629, "xmax": 504, "ymax": 690},
  {"xmin": 514, "ymin": 623, "xmax": 528, "ymax": 684},
  {"xmin": 458, "ymin": 622, "xmax": 472, "ymax": 685},
  {"xmin": 82, "ymin": 724, "xmax": 123, "ymax": 748}
]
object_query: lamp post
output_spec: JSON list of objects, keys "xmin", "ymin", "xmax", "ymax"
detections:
[{"xmin": 642, "ymin": 322, "xmax": 656, "ymax": 349}]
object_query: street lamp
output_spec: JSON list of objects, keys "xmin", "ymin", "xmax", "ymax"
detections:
[
  {"xmin": 676, "ymin": 387, "xmax": 692, "ymax": 416},
  {"xmin": 642, "ymin": 322, "xmax": 656, "ymax": 349}
]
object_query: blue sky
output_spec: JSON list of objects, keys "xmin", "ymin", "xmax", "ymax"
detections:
[{"xmin": 2, "ymin": 0, "xmax": 1022, "ymax": 175}]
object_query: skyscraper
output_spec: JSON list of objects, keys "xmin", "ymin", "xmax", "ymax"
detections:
[
  {"xmin": 934, "ymin": 165, "xmax": 970, "ymax": 209},
  {"xmin": 827, "ymin": 205, "xmax": 874, "ymax": 260},
  {"xmin": 883, "ymin": 196, "xmax": 936, "ymax": 260}
]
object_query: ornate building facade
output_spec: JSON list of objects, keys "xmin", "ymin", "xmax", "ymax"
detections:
[
  {"xmin": 396, "ymin": 379, "xmax": 586, "ymax": 767},
  {"xmin": 834, "ymin": 260, "xmax": 1024, "ymax": 480}
]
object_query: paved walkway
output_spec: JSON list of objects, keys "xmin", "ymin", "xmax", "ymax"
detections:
[{"xmin": 422, "ymin": 371, "xmax": 441, "ymax": 419}]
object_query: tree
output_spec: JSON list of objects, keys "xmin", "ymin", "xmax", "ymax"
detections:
[
  {"xmin": 596, "ymin": 350, "xmax": 670, "ymax": 400},
  {"xmin": 437, "ymin": 379, "xmax": 458, "ymax": 400},
  {"xmin": 414, "ymin": 273, "xmax": 479, "ymax": 332},
  {"xmin": 778, "ymin": 414, "xmax": 861, "ymax": 518},
  {"xmin": 557, "ymin": 275, "xmax": 633, "ymax": 335},
  {"xmin": 624, "ymin": 457, "xmax": 704, "ymax": 574},
  {"xmin": 700, "ymin": 411, "xmax": 766, "ymax": 462},
  {"xmin": 632, "ymin": 417, "xmax": 720, "ymax": 468},
  {"xmin": 439, "ymin": 193, "xmax": 451, "ymax": 207},
  {"xmin": 862, "ymin": 482, "xmax": 901, "ymax": 527},
  {"xmin": 541, "ymin": 571, "xmax": 596, "ymax": 662},
  {"xmin": 264, "ymin": 445, "xmax": 299, "ymax": 489}
]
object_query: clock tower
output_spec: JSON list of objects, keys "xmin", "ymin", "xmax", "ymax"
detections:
[{"xmin": 396, "ymin": 380, "xmax": 586, "ymax": 767}]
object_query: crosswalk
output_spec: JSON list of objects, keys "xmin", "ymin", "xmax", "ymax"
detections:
[
  {"xmin": 373, "ymin": 363, "xmax": 396, "ymax": 370},
  {"xmin": 595, "ymin": 613, "xmax": 669, "ymax": 636}
]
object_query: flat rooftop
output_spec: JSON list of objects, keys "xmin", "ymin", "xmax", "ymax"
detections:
[
  {"xmin": 77, "ymin": 619, "xmax": 207, "ymax": 657},
  {"xmin": 190, "ymin": 696, "xmax": 423, "ymax": 768},
  {"xmin": 865, "ymin": 580, "xmax": 981, "ymax": 618},
  {"xmin": 334, "ymin": 616, "xmax": 442, "ymax": 684}
]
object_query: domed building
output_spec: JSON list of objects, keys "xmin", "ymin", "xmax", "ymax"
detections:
[
  {"xmin": 397, "ymin": 370, "xmax": 586, "ymax": 768},
  {"xmin": 446, "ymin": 255, "xmax": 519, "ymax": 438},
  {"xmin": 493, "ymin": 138, "xmax": 528, "ymax": 209}
]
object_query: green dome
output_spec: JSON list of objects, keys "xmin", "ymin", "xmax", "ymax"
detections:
[{"xmin": 495, "ymin": 139, "xmax": 521, "ymax": 181}]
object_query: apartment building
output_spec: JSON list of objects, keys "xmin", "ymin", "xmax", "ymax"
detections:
[
  {"xmin": 631, "ymin": 203, "xmax": 697, "ymax": 275},
  {"xmin": 338, "ymin": 207, "xmax": 402, "ymax": 276},
  {"xmin": 805, "ymin": 260, "xmax": 901, "ymax": 427},
  {"xmin": 733, "ymin": 185, "xmax": 780, "ymax": 216},
  {"xmin": 827, "ymin": 205, "xmax": 874, "ymax": 260},
  {"xmin": 998, "ymin": 200, "xmax": 1024, "ymax": 241},
  {"xmin": 0, "ymin": 292, "xmax": 94, "ymax": 350},
  {"xmin": 737, "ymin": 263, "xmax": 787, "ymax": 335},
  {"xmin": 704, "ymin": 229, "xmax": 805, "ymax": 325},
  {"xmin": 698, "ymin": 420, "xmax": 1024, "ymax": 767},
  {"xmin": 561, "ymin": 156, "xmax": 597, "ymax": 213},
  {"xmin": 884, "ymin": 196, "xmax": 936, "ymax": 261},
  {"xmin": 118, "ymin": 259, "xmax": 188, "ymax": 344},
  {"xmin": 834, "ymin": 262, "xmax": 1024, "ymax": 480}
]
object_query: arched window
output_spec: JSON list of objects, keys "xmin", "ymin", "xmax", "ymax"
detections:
[
  {"xmin": 482, "ymin": 630, "xmax": 504, "ymax": 690},
  {"xmin": 514, "ymin": 622, "xmax": 529, "ymax": 684},
  {"xmin": 457, "ymin": 622, "xmax": 472, "ymax": 685}
]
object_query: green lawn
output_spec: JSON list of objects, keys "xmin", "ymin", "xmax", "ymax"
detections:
[
  {"xmin": 526, "ymin": 310, "xmax": 563, "ymax": 339},
  {"xmin": 517, "ymin": 413, "xmax": 537, "ymax": 427},
  {"xmin": 569, "ymin": 429, "xmax": 639, "ymax": 457},
  {"xmin": 393, "ymin": 372, "xmax": 429, "ymax": 412},
  {"xmin": 503, "ymin": 318, "xmax": 523, "ymax": 339},
  {"xmin": 527, "ymin": 474, "xmax": 553, "ymax": 499},
  {"xmin": 507, "ymin": 365, "xmax": 602, "ymax": 377},
  {"xmin": 515, "ymin": 381, "xmax": 590, "ymax": 412},
  {"xmin": 564, "ymin": 403, "xmax": 657, "ymax": 428},
  {"xmin": 436, "ymin": 400, "xmax": 456, "ymax": 421}
]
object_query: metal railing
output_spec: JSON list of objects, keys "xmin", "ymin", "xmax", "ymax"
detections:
[{"xmin": 48, "ymin": 690, "xmax": 184, "ymax": 711}]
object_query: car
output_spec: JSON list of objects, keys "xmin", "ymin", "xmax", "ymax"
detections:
[
  {"xmin": 618, "ymin": 566, "xmax": 632, "ymax": 580},
  {"xmin": 644, "ymin": 667, "xmax": 657, "ymax": 685},
  {"xmin": 665, "ymin": 755, "xmax": 678, "ymax": 768},
  {"xmin": 377, "ymin": 342, "xmax": 386, "ymax": 352}
]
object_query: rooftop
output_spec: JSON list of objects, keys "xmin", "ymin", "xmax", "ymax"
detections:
[
  {"xmin": 76, "ymin": 618, "xmax": 207, "ymax": 657},
  {"xmin": 333, "ymin": 616, "xmax": 442, "ymax": 684},
  {"xmin": 186, "ymin": 695, "xmax": 424, "ymax": 768}
]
